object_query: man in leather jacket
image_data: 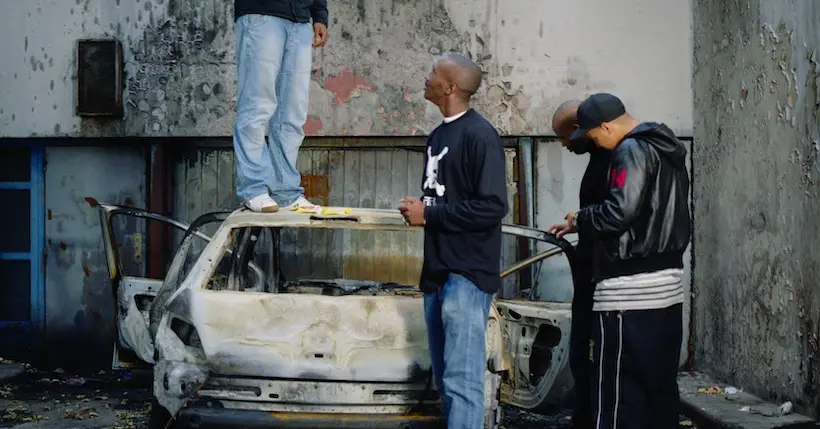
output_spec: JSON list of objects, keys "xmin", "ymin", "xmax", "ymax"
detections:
[
  {"xmin": 232, "ymin": 0, "xmax": 329, "ymax": 213},
  {"xmin": 551, "ymin": 100, "xmax": 610, "ymax": 429},
  {"xmin": 550, "ymin": 93, "xmax": 691, "ymax": 429}
]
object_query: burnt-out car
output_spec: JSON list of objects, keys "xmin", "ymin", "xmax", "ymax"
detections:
[{"xmin": 96, "ymin": 203, "xmax": 577, "ymax": 428}]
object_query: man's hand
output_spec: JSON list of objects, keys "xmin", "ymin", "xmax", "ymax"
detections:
[
  {"xmin": 399, "ymin": 197, "xmax": 426, "ymax": 226},
  {"xmin": 313, "ymin": 23, "xmax": 328, "ymax": 48},
  {"xmin": 548, "ymin": 211, "xmax": 578, "ymax": 239}
]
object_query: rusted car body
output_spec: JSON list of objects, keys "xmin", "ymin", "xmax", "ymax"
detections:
[{"xmin": 97, "ymin": 203, "xmax": 577, "ymax": 428}]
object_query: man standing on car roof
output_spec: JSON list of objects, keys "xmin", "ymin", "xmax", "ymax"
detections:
[
  {"xmin": 549, "ymin": 93, "xmax": 691, "ymax": 429},
  {"xmin": 232, "ymin": 0, "xmax": 329, "ymax": 213},
  {"xmin": 399, "ymin": 52, "xmax": 508, "ymax": 429},
  {"xmin": 551, "ymin": 99, "xmax": 611, "ymax": 429}
]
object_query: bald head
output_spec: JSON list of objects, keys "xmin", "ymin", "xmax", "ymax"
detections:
[
  {"xmin": 551, "ymin": 99, "xmax": 582, "ymax": 133},
  {"xmin": 552, "ymin": 99, "xmax": 593, "ymax": 154},
  {"xmin": 437, "ymin": 53, "xmax": 483, "ymax": 99}
]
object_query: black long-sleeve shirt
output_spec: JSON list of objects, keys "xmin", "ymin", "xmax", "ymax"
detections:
[
  {"xmin": 234, "ymin": 0, "xmax": 329, "ymax": 27},
  {"xmin": 419, "ymin": 109, "xmax": 509, "ymax": 294},
  {"xmin": 574, "ymin": 146, "xmax": 611, "ymax": 285},
  {"xmin": 575, "ymin": 148, "xmax": 611, "ymax": 259}
]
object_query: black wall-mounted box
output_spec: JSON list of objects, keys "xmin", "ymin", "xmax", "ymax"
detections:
[{"xmin": 76, "ymin": 39, "xmax": 124, "ymax": 117}]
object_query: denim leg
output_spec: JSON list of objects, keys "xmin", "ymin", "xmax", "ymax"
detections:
[
  {"xmin": 268, "ymin": 20, "xmax": 312, "ymax": 206},
  {"xmin": 440, "ymin": 274, "xmax": 494, "ymax": 429},
  {"xmin": 233, "ymin": 15, "xmax": 287, "ymax": 203},
  {"xmin": 423, "ymin": 291, "xmax": 448, "ymax": 416}
]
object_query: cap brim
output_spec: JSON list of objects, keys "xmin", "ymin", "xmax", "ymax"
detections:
[{"xmin": 569, "ymin": 127, "xmax": 590, "ymax": 142}]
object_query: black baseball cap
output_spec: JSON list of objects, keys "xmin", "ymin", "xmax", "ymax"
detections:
[{"xmin": 570, "ymin": 93, "xmax": 626, "ymax": 141}]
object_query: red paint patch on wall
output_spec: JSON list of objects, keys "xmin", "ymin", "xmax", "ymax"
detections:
[
  {"xmin": 303, "ymin": 115, "xmax": 324, "ymax": 136},
  {"xmin": 323, "ymin": 69, "xmax": 374, "ymax": 104}
]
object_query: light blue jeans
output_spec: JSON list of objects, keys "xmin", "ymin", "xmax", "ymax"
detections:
[
  {"xmin": 424, "ymin": 273, "xmax": 494, "ymax": 429},
  {"xmin": 233, "ymin": 14, "xmax": 311, "ymax": 206}
]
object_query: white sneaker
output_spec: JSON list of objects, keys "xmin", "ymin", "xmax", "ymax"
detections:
[
  {"xmin": 245, "ymin": 194, "xmax": 279, "ymax": 213},
  {"xmin": 284, "ymin": 196, "xmax": 318, "ymax": 211}
]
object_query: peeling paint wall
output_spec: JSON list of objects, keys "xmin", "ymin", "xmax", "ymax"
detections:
[
  {"xmin": 44, "ymin": 146, "xmax": 146, "ymax": 369},
  {"xmin": 0, "ymin": 0, "xmax": 693, "ymax": 137},
  {"xmin": 692, "ymin": 0, "xmax": 820, "ymax": 417}
]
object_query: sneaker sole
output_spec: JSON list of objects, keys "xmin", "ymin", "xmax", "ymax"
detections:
[{"xmin": 245, "ymin": 204, "xmax": 279, "ymax": 213}]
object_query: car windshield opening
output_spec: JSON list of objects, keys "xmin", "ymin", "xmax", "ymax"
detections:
[{"xmin": 204, "ymin": 225, "xmax": 424, "ymax": 295}]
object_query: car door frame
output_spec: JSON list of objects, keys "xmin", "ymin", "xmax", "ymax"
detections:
[
  {"xmin": 496, "ymin": 224, "xmax": 579, "ymax": 413},
  {"xmin": 97, "ymin": 203, "xmax": 220, "ymax": 370}
]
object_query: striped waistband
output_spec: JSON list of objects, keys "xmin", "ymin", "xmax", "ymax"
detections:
[{"xmin": 592, "ymin": 268, "xmax": 684, "ymax": 312}]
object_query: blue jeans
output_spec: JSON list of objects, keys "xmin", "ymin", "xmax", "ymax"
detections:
[
  {"xmin": 424, "ymin": 273, "xmax": 494, "ymax": 429},
  {"xmin": 233, "ymin": 14, "xmax": 311, "ymax": 205}
]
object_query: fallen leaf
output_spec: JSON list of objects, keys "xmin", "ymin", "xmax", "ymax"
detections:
[{"xmin": 64, "ymin": 406, "xmax": 99, "ymax": 420}]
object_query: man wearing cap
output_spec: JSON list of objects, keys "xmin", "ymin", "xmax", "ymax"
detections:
[
  {"xmin": 551, "ymin": 100, "xmax": 611, "ymax": 429},
  {"xmin": 549, "ymin": 93, "xmax": 691, "ymax": 429}
]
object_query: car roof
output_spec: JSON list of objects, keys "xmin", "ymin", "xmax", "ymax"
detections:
[{"xmin": 221, "ymin": 206, "xmax": 416, "ymax": 230}]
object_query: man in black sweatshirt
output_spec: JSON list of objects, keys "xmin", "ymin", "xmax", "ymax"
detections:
[
  {"xmin": 399, "ymin": 52, "xmax": 508, "ymax": 429},
  {"xmin": 550, "ymin": 93, "xmax": 691, "ymax": 429},
  {"xmin": 552, "ymin": 99, "xmax": 611, "ymax": 429},
  {"xmin": 232, "ymin": 0, "xmax": 329, "ymax": 213}
]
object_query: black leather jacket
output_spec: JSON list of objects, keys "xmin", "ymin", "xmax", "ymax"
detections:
[{"xmin": 575, "ymin": 122, "xmax": 691, "ymax": 283}]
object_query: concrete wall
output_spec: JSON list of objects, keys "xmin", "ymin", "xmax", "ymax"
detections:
[
  {"xmin": 0, "ymin": 0, "xmax": 693, "ymax": 138},
  {"xmin": 692, "ymin": 0, "xmax": 820, "ymax": 417}
]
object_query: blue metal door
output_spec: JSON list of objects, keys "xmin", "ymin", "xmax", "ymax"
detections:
[{"xmin": 0, "ymin": 143, "xmax": 45, "ymax": 360}]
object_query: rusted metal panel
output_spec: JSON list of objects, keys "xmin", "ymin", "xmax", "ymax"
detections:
[{"xmin": 172, "ymin": 146, "xmax": 519, "ymax": 288}]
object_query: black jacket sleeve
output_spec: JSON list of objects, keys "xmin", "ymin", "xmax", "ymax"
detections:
[
  {"xmin": 423, "ymin": 136, "xmax": 509, "ymax": 232},
  {"xmin": 310, "ymin": 0, "xmax": 329, "ymax": 26},
  {"xmin": 576, "ymin": 139, "xmax": 652, "ymax": 236}
]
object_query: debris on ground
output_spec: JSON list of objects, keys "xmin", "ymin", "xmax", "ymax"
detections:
[
  {"xmin": 0, "ymin": 365, "xmax": 698, "ymax": 429},
  {"xmin": 680, "ymin": 371, "xmax": 815, "ymax": 427},
  {"xmin": 698, "ymin": 385, "xmax": 724, "ymax": 394},
  {"xmin": 65, "ymin": 377, "xmax": 86, "ymax": 387},
  {"xmin": 63, "ymin": 406, "xmax": 100, "ymax": 420},
  {"xmin": 0, "ymin": 367, "xmax": 151, "ymax": 428}
]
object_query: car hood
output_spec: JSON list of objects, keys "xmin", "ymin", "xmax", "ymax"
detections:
[{"xmin": 184, "ymin": 290, "xmax": 431, "ymax": 382}]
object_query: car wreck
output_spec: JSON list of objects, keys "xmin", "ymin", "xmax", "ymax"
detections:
[{"xmin": 96, "ymin": 203, "xmax": 578, "ymax": 429}]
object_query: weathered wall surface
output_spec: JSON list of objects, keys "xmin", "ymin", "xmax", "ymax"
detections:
[
  {"xmin": 692, "ymin": 0, "xmax": 820, "ymax": 417},
  {"xmin": 0, "ymin": 0, "xmax": 693, "ymax": 138},
  {"xmin": 44, "ymin": 146, "xmax": 147, "ymax": 368}
]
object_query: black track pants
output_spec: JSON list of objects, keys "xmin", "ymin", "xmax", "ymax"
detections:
[{"xmin": 590, "ymin": 304, "xmax": 683, "ymax": 429}]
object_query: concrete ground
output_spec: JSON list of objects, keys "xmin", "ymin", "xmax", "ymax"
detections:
[{"xmin": 0, "ymin": 367, "xmax": 697, "ymax": 429}]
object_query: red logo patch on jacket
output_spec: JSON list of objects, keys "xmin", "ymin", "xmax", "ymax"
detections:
[{"xmin": 609, "ymin": 168, "xmax": 626, "ymax": 189}]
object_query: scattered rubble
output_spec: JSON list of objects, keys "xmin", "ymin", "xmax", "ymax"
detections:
[{"xmin": 0, "ymin": 367, "xmax": 151, "ymax": 428}]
